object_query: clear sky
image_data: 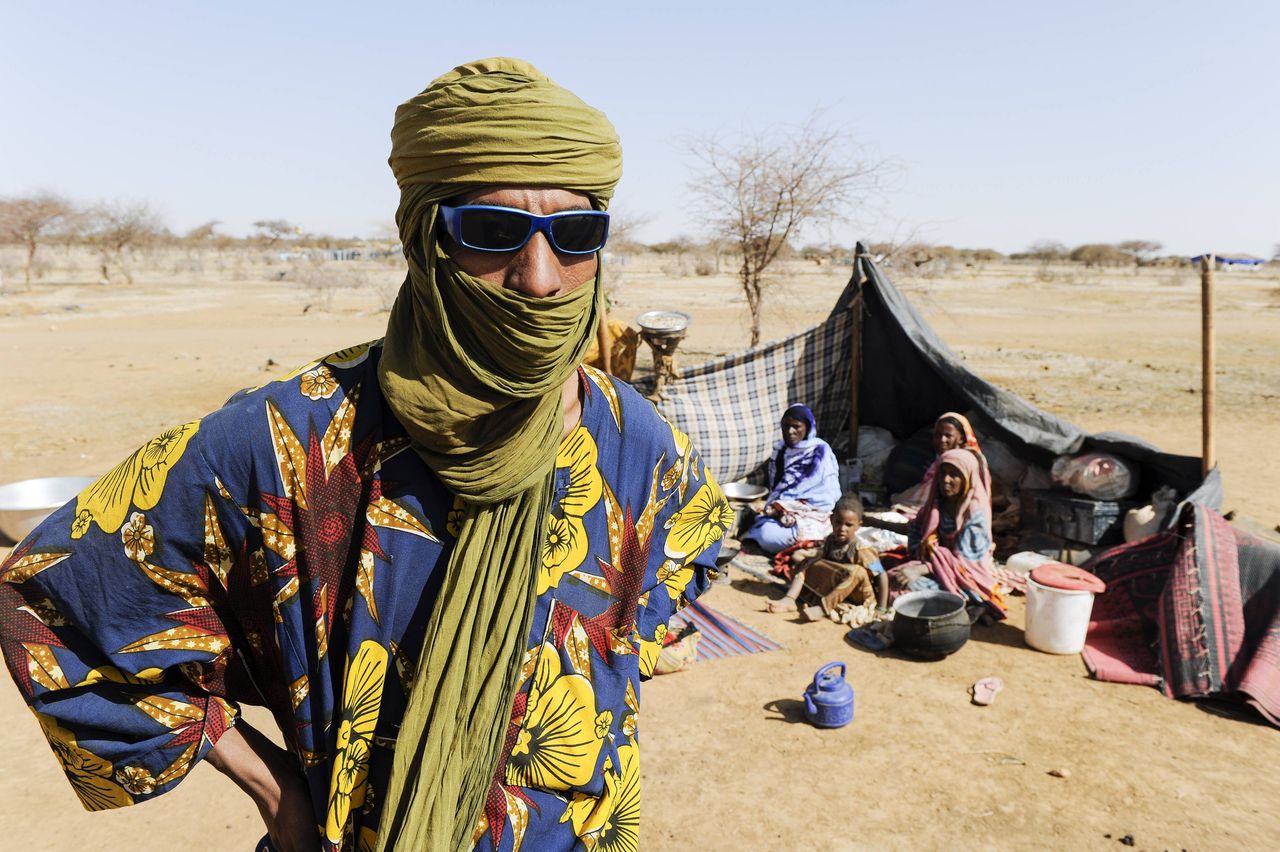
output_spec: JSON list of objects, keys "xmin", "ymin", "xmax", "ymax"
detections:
[{"xmin": 3, "ymin": 1, "xmax": 1276, "ymax": 256}]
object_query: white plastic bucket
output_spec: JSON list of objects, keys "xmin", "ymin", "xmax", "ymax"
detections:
[{"xmin": 1024, "ymin": 576, "xmax": 1097, "ymax": 654}]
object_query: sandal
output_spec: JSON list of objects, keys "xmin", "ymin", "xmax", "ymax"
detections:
[{"xmin": 971, "ymin": 676, "xmax": 1004, "ymax": 706}]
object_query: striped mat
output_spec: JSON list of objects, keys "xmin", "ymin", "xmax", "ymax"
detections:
[{"xmin": 669, "ymin": 601, "xmax": 783, "ymax": 662}]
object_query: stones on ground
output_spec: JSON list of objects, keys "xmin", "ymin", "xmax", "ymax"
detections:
[{"xmin": 1048, "ymin": 767, "xmax": 1071, "ymax": 778}]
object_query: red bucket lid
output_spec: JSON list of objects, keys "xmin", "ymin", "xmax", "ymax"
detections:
[{"xmin": 1030, "ymin": 563, "xmax": 1106, "ymax": 594}]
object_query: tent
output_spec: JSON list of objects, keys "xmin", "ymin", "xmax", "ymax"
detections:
[
  {"xmin": 639, "ymin": 243, "xmax": 1280, "ymax": 724},
  {"xmin": 643, "ymin": 242, "xmax": 1221, "ymax": 512},
  {"xmin": 1191, "ymin": 254, "xmax": 1265, "ymax": 268}
]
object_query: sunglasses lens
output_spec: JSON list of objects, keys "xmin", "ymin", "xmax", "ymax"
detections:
[
  {"xmin": 457, "ymin": 209, "xmax": 530, "ymax": 251},
  {"xmin": 551, "ymin": 214, "xmax": 608, "ymax": 253}
]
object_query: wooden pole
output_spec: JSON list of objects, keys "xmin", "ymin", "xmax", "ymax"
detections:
[
  {"xmin": 848, "ymin": 260, "xmax": 865, "ymax": 457},
  {"xmin": 596, "ymin": 308, "xmax": 612, "ymax": 375},
  {"xmin": 1200, "ymin": 254, "xmax": 1216, "ymax": 476}
]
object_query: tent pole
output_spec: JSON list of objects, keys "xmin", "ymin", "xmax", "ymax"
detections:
[
  {"xmin": 848, "ymin": 265, "xmax": 864, "ymax": 457},
  {"xmin": 1200, "ymin": 254, "xmax": 1216, "ymax": 476}
]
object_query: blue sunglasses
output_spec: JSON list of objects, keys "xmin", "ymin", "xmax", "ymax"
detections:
[{"xmin": 438, "ymin": 204, "xmax": 610, "ymax": 255}]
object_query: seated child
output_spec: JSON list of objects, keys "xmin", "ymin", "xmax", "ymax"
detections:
[{"xmin": 766, "ymin": 497, "xmax": 888, "ymax": 618}]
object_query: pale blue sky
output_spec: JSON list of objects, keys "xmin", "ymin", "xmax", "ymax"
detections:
[{"xmin": 3, "ymin": 1, "xmax": 1276, "ymax": 255}]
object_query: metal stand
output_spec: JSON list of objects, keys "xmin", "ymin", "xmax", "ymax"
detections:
[{"xmin": 641, "ymin": 328, "xmax": 687, "ymax": 402}]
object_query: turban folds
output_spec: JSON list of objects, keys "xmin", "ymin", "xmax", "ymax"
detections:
[{"xmin": 389, "ymin": 56, "xmax": 621, "ymax": 204}]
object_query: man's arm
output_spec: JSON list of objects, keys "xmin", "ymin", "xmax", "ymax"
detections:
[{"xmin": 205, "ymin": 722, "xmax": 319, "ymax": 852}]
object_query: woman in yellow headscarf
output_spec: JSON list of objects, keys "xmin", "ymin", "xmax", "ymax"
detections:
[{"xmin": 0, "ymin": 59, "xmax": 732, "ymax": 852}]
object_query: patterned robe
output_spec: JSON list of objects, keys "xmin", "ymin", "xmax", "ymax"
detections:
[{"xmin": 0, "ymin": 341, "xmax": 733, "ymax": 851}]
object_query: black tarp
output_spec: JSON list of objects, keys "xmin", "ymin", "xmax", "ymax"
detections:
[
  {"xmin": 641, "ymin": 242, "xmax": 1220, "ymax": 510},
  {"xmin": 840, "ymin": 242, "xmax": 1221, "ymax": 508}
]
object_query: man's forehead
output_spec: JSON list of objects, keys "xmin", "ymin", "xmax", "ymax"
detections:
[{"xmin": 457, "ymin": 186, "xmax": 592, "ymax": 210}]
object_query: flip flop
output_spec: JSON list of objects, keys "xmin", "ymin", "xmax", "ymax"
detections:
[{"xmin": 971, "ymin": 676, "xmax": 1004, "ymax": 706}]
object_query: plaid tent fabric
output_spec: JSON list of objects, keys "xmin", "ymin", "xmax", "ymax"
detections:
[{"xmin": 646, "ymin": 308, "xmax": 854, "ymax": 485}]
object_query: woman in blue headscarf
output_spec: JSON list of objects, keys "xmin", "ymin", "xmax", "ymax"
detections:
[{"xmin": 745, "ymin": 403, "xmax": 842, "ymax": 554}]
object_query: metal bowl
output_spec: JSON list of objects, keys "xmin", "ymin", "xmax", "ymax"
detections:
[
  {"xmin": 635, "ymin": 310, "xmax": 691, "ymax": 333},
  {"xmin": 0, "ymin": 476, "xmax": 96, "ymax": 543},
  {"xmin": 721, "ymin": 482, "xmax": 768, "ymax": 503}
]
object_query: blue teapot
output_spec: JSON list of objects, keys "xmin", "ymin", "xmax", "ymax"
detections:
[{"xmin": 803, "ymin": 661, "xmax": 855, "ymax": 728}]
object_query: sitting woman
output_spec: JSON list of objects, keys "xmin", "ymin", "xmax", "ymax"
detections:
[
  {"xmin": 745, "ymin": 403, "xmax": 841, "ymax": 554},
  {"xmin": 888, "ymin": 447, "xmax": 1007, "ymax": 620},
  {"xmin": 891, "ymin": 411, "xmax": 989, "ymax": 518}
]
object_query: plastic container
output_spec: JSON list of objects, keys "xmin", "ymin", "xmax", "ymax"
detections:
[
  {"xmin": 1024, "ymin": 563, "xmax": 1106, "ymax": 654},
  {"xmin": 1004, "ymin": 551, "xmax": 1055, "ymax": 576},
  {"xmin": 838, "ymin": 459, "xmax": 863, "ymax": 495},
  {"xmin": 1021, "ymin": 489, "xmax": 1133, "ymax": 545},
  {"xmin": 802, "ymin": 661, "xmax": 855, "ymax": 728}
]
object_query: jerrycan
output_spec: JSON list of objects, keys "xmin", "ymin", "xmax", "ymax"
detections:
[{"xmin": 803, "ymin": 661, "xmax": 854, "ymax": 728}]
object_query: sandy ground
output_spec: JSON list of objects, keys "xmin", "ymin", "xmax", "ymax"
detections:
[{"xmin": 1, "ymin": 250, "xmax": 1278, "ymax": 850}]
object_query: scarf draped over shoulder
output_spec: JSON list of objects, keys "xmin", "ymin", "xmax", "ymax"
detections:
[{"xmin": 374, "ymin": 58, "xmax": 621, "ymax": 852}]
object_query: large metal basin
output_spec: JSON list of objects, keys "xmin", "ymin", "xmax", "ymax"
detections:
[
  {"xmin": 0, "ymin": 476, "xmax": 96, "ymax": 543},
  {"xmin": 721, "ymin": 482, "xmax": 768, "ymax": 503}
]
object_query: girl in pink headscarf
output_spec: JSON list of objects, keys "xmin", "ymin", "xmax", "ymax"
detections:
[
  {"xmin": 892, "ymin": 412, "xmax": 991, "ymax": 519},
  {"xmin": 889, "ymin": 447, "xmax": 1007, "ymax": 620}
]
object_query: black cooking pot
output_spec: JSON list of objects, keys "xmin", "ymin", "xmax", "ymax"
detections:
[{"xmin": 892, "ymin": 590, "xmax": 971, "ymax": 659}]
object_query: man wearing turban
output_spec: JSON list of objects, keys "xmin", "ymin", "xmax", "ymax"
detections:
[{"xmin": 0, "ymin": 59, "xmax": 732, "ymax": 851}]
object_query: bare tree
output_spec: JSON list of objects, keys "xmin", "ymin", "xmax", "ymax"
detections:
[
  {"xmin": 0, "ymin": 193, "xmax": 74, "ymax": 291},
  {"xmin": 1024, "ymin": 240, "xmax": 1068, "ymax": 261},
  {"xmin": 84, "ymin": 201, "xmax": 165, "ymax": 284},
  {"xmin": 252, "ymin": 219, "xmax": 297, "ymax": 247},
  {"xmin": 1070, "ymin": 243, "xmax": 1131, "ymax": 267},
  {"xmin": 1116, "ymin": 239, "xmax": 1163, "ymax": 265},
  {"xmin": 687, "ymin": 114, "xmax": 886, "ymax": 345},
  {"xmin": 184, "ymin": 220, "xmax": 221, "ymax": 243},
  {"xmin": 603, "ymin": 206, "xmax": 652, "ymax": 253}
]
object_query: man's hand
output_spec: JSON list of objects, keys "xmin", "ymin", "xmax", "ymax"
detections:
[{"xmin": 206, "ymin": 722, "xmax": 319, "ymax": 852}]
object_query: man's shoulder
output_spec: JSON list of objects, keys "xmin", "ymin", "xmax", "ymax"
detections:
[
  {"xmin": 580, "ymin": 366, "xmax": 682, "ymax": 449},
  {"xmin": 204, "ymin": 339, "xmax": 386, "ymax": 441}
]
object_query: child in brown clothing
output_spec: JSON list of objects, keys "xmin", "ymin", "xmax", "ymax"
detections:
[{"xmin": 766, "ymin": 497, "xmax": 889, "ymax": 618}]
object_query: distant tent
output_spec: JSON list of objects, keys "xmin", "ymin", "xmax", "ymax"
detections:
[
  {"xmin": 639, "ymin": 242, "xmax": 1220, "ymax": 510},
  {"xmin": 1192, "ymin": 254, "xmax": 1265, "ymax": 268}
]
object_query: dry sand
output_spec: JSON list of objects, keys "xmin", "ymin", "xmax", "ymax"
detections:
[{"xmin": 1, "ymin": 250, "xmax": 1277, "ymax": 850}]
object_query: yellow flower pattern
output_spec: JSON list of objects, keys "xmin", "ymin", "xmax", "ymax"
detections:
[
  {"xmin": 538, "ymin": 426, "xmax": 603, "ymax": 594},
  {"xmin": 72, "ymin": 421, "xmax": 200, "ymax": 538},
  {"xmin": 35, "ymin": 713, "xmax": 133, "ymax": 811},
  {"xmin": 120, "ymin": 511, "xmax": 155, "ymax": 562},
  {"xmin": 663, "ymin": 475, "xmax": 734, "ymax": 561},
  {"xmin": 299, "ymin": 365, "xmax": 339, "ymax": 400},
  {"xmin": 325, "ymin": 640, "xmax": 387, "ymax": 844},
  {"xmin": 506, "ymin": 644, "xmax": 607, "ymax": 791},
  {"xmin": 560, "ymin": 736, "xmax": 641, "ymax": 851}
]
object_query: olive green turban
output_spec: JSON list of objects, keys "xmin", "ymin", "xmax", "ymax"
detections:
[
  {"xmin": 389, "ymin": 56, "xmax": 621, "ymax": 205},
  {"xmin": 374, "ymin": 59, "xmax": 621, "ymax": 852}
]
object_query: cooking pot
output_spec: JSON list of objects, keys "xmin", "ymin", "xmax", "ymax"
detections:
[{"xmin": 891, "ymin": 590, "xmax": 971, "ymax": 659}]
